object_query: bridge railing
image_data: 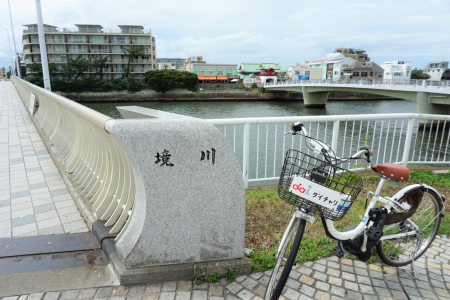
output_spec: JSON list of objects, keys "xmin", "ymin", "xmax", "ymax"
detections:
[
  {"xmin": 206, "ymin": 113, "xmax": 450, "ymax": 188},
  {"xmin": 11, "ymin": 75, "xmax": 135, "ymax": 239},
  {"xmin": 266, "ymin": 79, "xmax": 450, "ymax": 89}
]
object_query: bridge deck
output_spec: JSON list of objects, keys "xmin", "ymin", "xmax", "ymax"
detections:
[{"xmin": 0, "ymin": 82, "xmax": 88, "ymax": 237}]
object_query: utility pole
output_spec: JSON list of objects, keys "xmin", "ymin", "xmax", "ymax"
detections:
[
  {"xmin": 7, "ymin": 0, "xmax": 21, "ymax": 78},
  {"xmin": 35, "ymin": 0, "xmax": 51, "ymax": 90}
]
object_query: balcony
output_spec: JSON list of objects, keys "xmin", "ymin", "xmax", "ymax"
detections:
[
  {"xmin": 68, "ymin": 49, "xmax": 88, "ymax": 53},
  {"xmin": 47, "ymin": 50, "xmax": 66, "ymax": 53},
  {"xmin": 132, "ymin": 40, "xmax": 150, "ymax": 45},
  {"xmin": 67, "ymin": 39, "xmax": 87, "ymax": 43},
  {"xmin": 133, "ymin": 59, "xmax": 150, "ymax": 63},
  {"xmin": 112, "ymin": 49, "xmax": 125, "ymax": 53},
  {"xmin": 134, "ymin": 68, "xmax": 150, "ymax": 72},
  {"xmin": 111, "ymin": 40, "xmax": 128, "ymax": 44},
  {"xmin": 48, "ymin": 59, "xmax": 68, "ymax": 63},
  {"xmin": 112, "ymin": 68, "xmax": 125, "ymax": 72},
  {"xmin": 47, "ymin": 40, "xmax": 65, "ymax": 44},
  {"xmin": 112, "ymin": 59, "xmax": 128, "ymax": 63},
  {"xmin": 91, "ymin": 49, "xmax": 109, "ymax": 53},
  {"xmin": 90, "ymin": 39, "xmax": 108, "ymax": 44},
  {"xmin": 23, "ymin": 27, "xmax": 152, "ymax": 35},
  {"xmin": 23, "ymin": 49, "xmax": 31, "ymax": 54}
]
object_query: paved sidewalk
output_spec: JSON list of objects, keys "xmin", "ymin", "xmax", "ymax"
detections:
[
  {"xmin": 2, "ymin": 234, "xmax": 450, "ymax": 300},
  {"xmin": 0, "ymin": 81, "xmax": 88, "ymax": 237}
]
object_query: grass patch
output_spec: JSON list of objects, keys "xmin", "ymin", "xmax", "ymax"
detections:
[{"xmin": 245, "ymin": 170, "xmax": 450, "ymax": 268}]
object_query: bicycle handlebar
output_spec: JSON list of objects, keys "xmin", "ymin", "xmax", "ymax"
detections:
[{"xmin": 286, "ymin": 122, "xmax": 372, "ymax": 163}]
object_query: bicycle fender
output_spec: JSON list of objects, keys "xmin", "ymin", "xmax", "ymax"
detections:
[{"xmin": 390, "ymin": 184, "xmax": 445, "ymax": 216}]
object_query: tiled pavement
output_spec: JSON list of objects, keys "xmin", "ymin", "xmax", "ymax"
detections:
[
  {"xmin": 0, "ymin": 81, "xmax": 88, "ymax": 237},
  {"xmin": 3, "ymin": 235, "xmax": 450, "ymax": 300}
]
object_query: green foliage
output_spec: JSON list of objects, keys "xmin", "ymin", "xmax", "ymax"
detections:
[
  {"xmin": 144, "ymin": 69, "xmax": 198, "ymax": 93},
  {"xmin": 187, "ymin": 87, "xmax": 201, "ymax": 93},
  {"xmin": 204, "ymin": 272, "xmax": 221, "ymax": 283},
  {"xmin": 123, "ymin": 45, "xmax": 146, "ymax": 78},
  {"xmin": 194, "ymin": 280, "xmax": 203, "ymax": 285},
  {"xmin": 245, "ymin": 250, "xmax": 276, "ymax": 272},
  {"xmin": 251, "ymin": 82, "xmax": 258, "ymax": 89},
  {"xmin": 92, "ymin": 55, "xmax": 109, "ymax": 80},
  {"xmin": 410, "ymin": 171, "xmax": 450, "ymax": 187},
  {"xmin": 411, "ymin": 68, "xmax": 431, "ymax": 80},
  {"xmin": 27, "ymin": 62, "xmax": 59, "ymax": 79},
  {"xmin": 224, "ymin": 268, "xmax": 235, "ymax": 282},
  {"xmin": 66, "ymin": 57, "xmax": 91, "ymax": 80}
]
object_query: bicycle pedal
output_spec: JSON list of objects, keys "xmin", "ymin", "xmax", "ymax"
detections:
[
  {"xmin": 332, "ymin": 246, "xmax": 345, "ymax": 258},
  {"xmin": 366, "ymin": 226, "xmax": 382, "ymax": 240}
]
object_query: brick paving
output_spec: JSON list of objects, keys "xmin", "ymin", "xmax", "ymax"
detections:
[
  {"xmin": 0, "ymin": 81, "xmax": 88, "ymax": 237},
  {"xmin": 2, "ymin": 235, "xmax": 450, "ymax": 299}
]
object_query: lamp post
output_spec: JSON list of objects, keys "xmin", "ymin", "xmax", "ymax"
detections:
[
  {"xmin": 0, "ymin": 27, "xmax": 14, "ymax": 70},
  {"xmin": 35, "ymin": 0, "xmax": 51, "ymax": 90},
  {"xmin": 7, "ymin": 0, "xmax": 21, "ymax": 78}
]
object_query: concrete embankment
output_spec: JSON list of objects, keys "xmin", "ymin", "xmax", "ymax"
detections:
[{"xmin": 57, "ymin": 88, "xmax": 398, "ymax": 102}]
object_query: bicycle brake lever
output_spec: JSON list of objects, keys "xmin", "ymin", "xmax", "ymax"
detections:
[{"xmin": 284, "ymin": 131, "xmax": 294, "ymax": 135}]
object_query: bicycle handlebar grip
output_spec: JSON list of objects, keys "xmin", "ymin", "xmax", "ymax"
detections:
[
  {"xmin": 291, "ymin": 122, "xmax": 303, "ymax": 132},
  {"xmin": 359, "ymin": 145, "xmax": 372, "ymax": 163}
]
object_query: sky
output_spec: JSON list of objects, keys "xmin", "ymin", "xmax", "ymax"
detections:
[{"xmin": 0, "ymin": 0, "xmax": 449, "ymax": 71}]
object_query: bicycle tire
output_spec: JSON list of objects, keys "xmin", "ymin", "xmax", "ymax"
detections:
[
  {"xmin": 264, "ymin": 218, "xmax": 307, "ymax": 300},
  {"xmin": 377, "ymin": 188, "xmax": 442, "ymax": 267}
]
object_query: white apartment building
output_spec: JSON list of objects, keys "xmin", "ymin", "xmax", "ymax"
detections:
[
  {"xmin": 424, "ymin": 61, "xmax": 450, "ymax": 81},
  {"xmin": 305, "ymin": 53, "xmax": 356, "ymax": 81},
  {"xmin": 380, "ymin": 61, "xmax": 412, "ymax": 81},
  {"xmin": 22, "ymin": 24, "xmax": 156, "ymax": 79}
]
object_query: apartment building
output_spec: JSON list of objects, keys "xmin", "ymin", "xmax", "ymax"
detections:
[
  {"xmin": 22, "ymin": 24, "xmax": 156, "ymax": 79},
  {"xmin": 156, "ymin": 58, "xmax": 187, "ymax": 70},
  {"xmin": 424, "ymin": 61, "xmax": 450, "ymax": 81},
  {"xmin": 305, "ymin": 53, "xmax": 356, "ymax": 80},
  {"xmin": 342, "ymin": 61, "xmax": 384, "ymax": 80},
  {"xmin": 380, "ymin": 61, "xmax": 412, "ymax": 81},
  {"xmin": 334, "ymin": 47, "xmax": 370, "ymax": 62}
]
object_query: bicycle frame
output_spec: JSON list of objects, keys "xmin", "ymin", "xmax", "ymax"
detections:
[{"xmin": 278, "ymin": 176, "xmax": 421, "ymax": 257}]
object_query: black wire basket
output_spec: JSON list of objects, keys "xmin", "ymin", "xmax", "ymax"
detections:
[{"xmin": 278, "ymin": 149, "xmax": 365, "ymax": 221}]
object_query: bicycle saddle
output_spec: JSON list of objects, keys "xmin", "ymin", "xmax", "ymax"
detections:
[{"xmin": 371, "ymin": 163, "xmax": 410, "ymax": 181}]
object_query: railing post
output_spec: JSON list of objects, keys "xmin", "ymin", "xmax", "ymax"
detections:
[
  {"xmin": 331, "ymin": 120, "xmax": 340, "ymax": 153},
  {"xmin": 402, "ymin": 118, "xmax": 415, "ymax": 166},
  {"xmin": 242, "ymin": 123, "xmax": 250, "ymax": 189}
]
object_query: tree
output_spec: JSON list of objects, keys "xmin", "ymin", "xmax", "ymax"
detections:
[
  {"xmin": 92, "ymin": 55, "xmax": 109, "ymax": 80},
  {"xmin": 123, "ymin": 45, "xmax": 145, "ymax": 78},
  {"xmin": 66, "ymin": 56, "xmax": 91, "ymax": 80},
  {"xmin": 411, "ymin": 68, "xmax": 431, "ymax": 80},
  {"xmin": 144, "ymin": 69, "xmax": 198, "ymax": 93},
  {"xmin": 27, "ymin": 62, "xmax": 59, "ymax": 79},
  {"xmin": 163, "ymin": 64, "xmax": 168, "ymax": 70}
]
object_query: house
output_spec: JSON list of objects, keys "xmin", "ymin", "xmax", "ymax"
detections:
[
  {"xmin": 305, "ymin": 53, "xmax": 356, "ymax": 80},
  {"xmin": 286, "ymin": 63, "xmax": 322, "ymax": 80},
  {"xmin": 188, "ymin": 63, "xmax": 238, "ymax": 82},
  {"xmin": 342, "ymin": 61, "xmax": 384, "ymax": 80},
  {"xmin": 424, "ymin": 61, "xmax": 450, "ymax": 81},
  {"xmin": 380, "ymin": 61, "xmax": 412, "ymax": 81}
]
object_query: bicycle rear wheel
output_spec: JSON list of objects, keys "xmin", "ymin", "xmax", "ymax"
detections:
[
  {"xmin": 377, "ymin": 188, "xmax": 442, "ymax": 266},
  {"xmin": 264, "ymin": 218, "xmax": 307, "ymax": 300}
]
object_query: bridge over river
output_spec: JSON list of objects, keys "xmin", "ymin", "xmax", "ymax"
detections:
[{"xmin": 265, "ymin": 79, "xmax": 450, "ymax": 118}]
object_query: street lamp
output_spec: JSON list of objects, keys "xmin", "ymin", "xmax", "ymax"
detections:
[
  {"xmin": 35, "ymin": 0, "xmax": 51, "ymax": 90},
  {"xmin": 0, "ymin": 26, "xmax": 15, "ymax": 75},
  {"xmin": 7, "ymin": 0, "xmax": 21, "ymax": 78}
]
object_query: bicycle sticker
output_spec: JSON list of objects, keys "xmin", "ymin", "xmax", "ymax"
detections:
[{"xmin": 289, "ymin": 175, "xmax": 347, "ymax": 211}]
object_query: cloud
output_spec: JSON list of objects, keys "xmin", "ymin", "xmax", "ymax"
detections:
[{"xmin": 0, "ymin": 0, "xmax": 449, "ymax": 70}]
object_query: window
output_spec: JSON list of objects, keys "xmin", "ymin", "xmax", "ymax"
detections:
[
  {"xmin": 344, "ymin": 50, "xmax": 348, "ymax": 53},
  {"xmin": 327, "ymin": 71, "xmax": 332, "ymax": 75},
  {"xmin": 386, "ymin": 72, "xmax": 390, "ymax": 75},
  {"xmin": 370, "ymin": 72, "xmax": 373, "ymax": 76},
  {"xmin": 378, "ymin": 72, "xmax": 383, "ymax": 77},
  {"xmin": 218, "ymin": 68, "xmax": 223, "ymax": 75},
  {"xmin": 305, "ymin": 71, "xmax": 310, "ymax": 75},
  {"xmin": 361, "ymin": 72, "xmax": 368, "ymax": 77},
  {"xmin": 353, "ymin": 72, "xmax": 360, "ymax": 76},
  {"xmin": 334, "ymin": 64, "xmax": 338, "ymax": 68},
  {"xmin": 294, "ymin": 71, "xmax": 299, "ymax": 75},
  {"xmin": 208, "ymin": 67, "xmax": 214, "ymax": 75},
  {"xmin": 226, "ymin": 67, "xmax": 232, "ymax": 75},
  {"xmin": 334, "ymin": 71, "xmax": 338, "ymax": 75},
  {"xmin": 438, "ymin": 69, "xmax": 441, "ymax": 72},
  {"xmin": 199, "ymin": 68, "xmax": 204, "ymax": 75},
  {"xmin": 407, "ymin": 71, "xmax": 410, "ymax": 76}
]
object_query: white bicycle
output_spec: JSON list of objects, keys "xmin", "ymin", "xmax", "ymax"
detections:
[{"xmin": 264, "ymin": 122, "xmax": 446, "ymax": 300}]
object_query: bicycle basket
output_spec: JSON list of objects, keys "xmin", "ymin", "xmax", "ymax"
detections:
[{"xmin": 278, "ymin": 149, "xmax": 364, "ymax": 221}]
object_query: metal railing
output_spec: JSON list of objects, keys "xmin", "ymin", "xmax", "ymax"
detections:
[
  {"xmin": 265, "ymin": 79, "xmax": 450, "ymax": 89},
  {"xmin": 206, "ymin": 113, "xmax": 450, "ymax": 187},
  {"xmin": 90, "ymin": 49, "xmax": 110, "ymax": 53},
  {"xmin": 23, "ymin": 27, "xmax": 152, "ymax": 35},
  {"xmin": 11, "ymin": 75, "xmax": 135, "ymax": 238}
]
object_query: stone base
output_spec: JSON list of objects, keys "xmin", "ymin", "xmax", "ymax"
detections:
[
  {"xmin": 109, "ymin": 253, "xmax": 251, "ymax": 285},
  {"xmin": 304, "ymin": 104, "xmax": 326, "ymax": 108}
]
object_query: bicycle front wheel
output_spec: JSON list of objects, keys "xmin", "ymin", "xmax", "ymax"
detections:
[
  {"xmin": 264, "ymin": 218, "xmax": 307, "ymax": 300},
  {"xmin": 377, "ymin": 188, "xmax": 442, "ymax": 267}
]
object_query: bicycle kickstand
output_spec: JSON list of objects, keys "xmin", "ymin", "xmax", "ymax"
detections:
[{"xmin": 401, "ymin": 235, "xmax": 422, "ymax": 279}]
